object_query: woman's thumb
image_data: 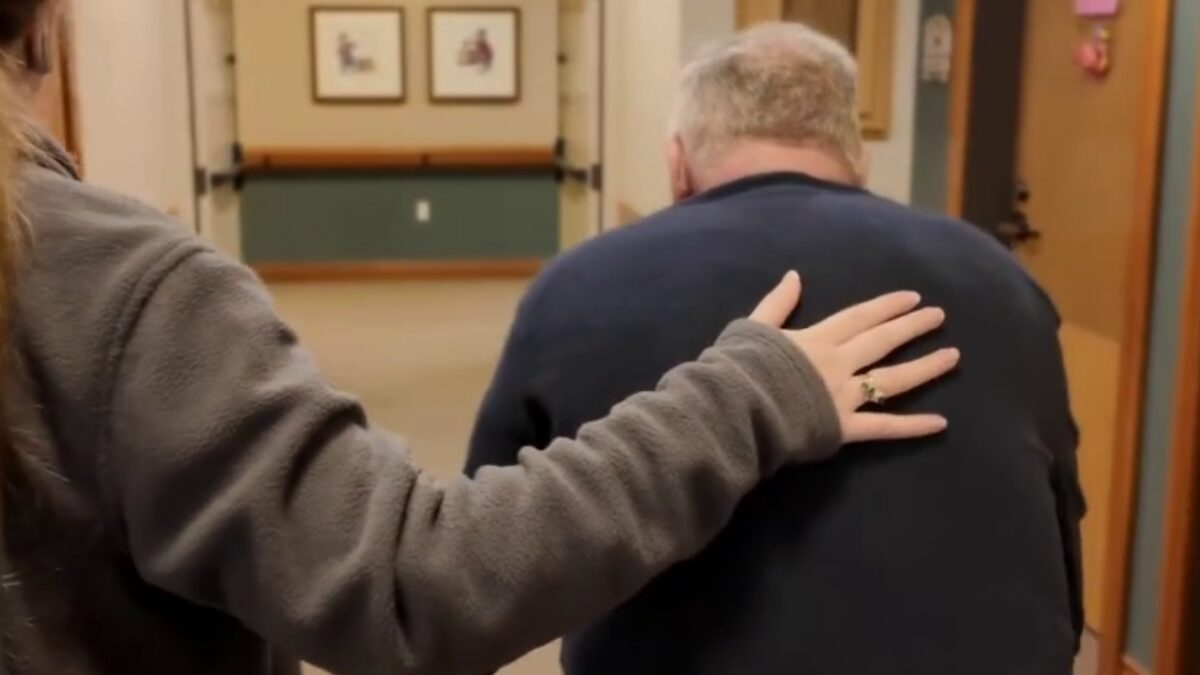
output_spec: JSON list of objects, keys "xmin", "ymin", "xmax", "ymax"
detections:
[{"xmin": 750, "ymin": 271, "xmax": 802, "ymax": 327}]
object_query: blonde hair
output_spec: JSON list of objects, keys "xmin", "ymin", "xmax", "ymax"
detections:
[{"xmin": 669, "ymin": 22, "xmax": 862, "ymax": 169}]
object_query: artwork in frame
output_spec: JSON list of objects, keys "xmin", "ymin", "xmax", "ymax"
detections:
[
  {"xmin": 427, "ymin": 7, "xmax": 520, "ymax": 104},
  {"xmin": 310, "ymin": 6, "xmax": 405, "ymax": 104}
]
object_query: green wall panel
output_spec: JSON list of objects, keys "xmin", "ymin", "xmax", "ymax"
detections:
[
  {"xmin": 1126, "ymin": 0, "xmax": 1199, "ymax": 663},
  {"xmin": 241, "ymin": 172, "xmax": 559, "ymax": 262}
]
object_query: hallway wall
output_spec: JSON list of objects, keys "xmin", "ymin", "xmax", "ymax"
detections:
[
  {"xmin": 231, "ymin": 0, "xmax": 560, "ymax": 264},
  {"xmin": 602, "ymin": 0, "xmax": 685, "ymax": 223},
  {"xmin": 69, "ymin": 0, "xmax": 195, "ymax": 229},
  {"xmin": 863, "ymin": 0, "xmax": 919, "ymax": 203},
  {"xmin": 233, "ymin": 0, "xmax": 558, "ymax": 148}
]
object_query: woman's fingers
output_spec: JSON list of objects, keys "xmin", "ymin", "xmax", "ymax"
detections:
[
  {"xmin": 842, "ymin": 307, "xmax": 947, "ymax": 370},
  {"xmin": 839, "ymin": 348, "xmax": 958, "ymax": 443},
  {"xmin": 807, "ymin": 291, "xmax": 922, "ymax": 344},
  {"xmin": 749, "ymin": 271, "xmax": 802, "ymax": 328},
  {"xmin": 773, "ymin": 288, "xmax": 958, "ymax": 446},
  {"xmin": 843, "ymin": 413, "xmax": 949, "ymax": 444},
  {"xmin": 859, "ymin": 348, "xmax": 961, "ymax": 403}
]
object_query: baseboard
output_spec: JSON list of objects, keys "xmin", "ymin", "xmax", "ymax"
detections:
[
  {"xmin": 253, "ymin": 259, "xmax": 544, "ymax": 282},
  {"xmin": 1123, "ymin": 655, "xmax": 1152, "ymax": 675}
]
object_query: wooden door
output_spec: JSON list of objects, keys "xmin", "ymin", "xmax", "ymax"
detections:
[
  {"xmin": 30, "ymin": 8, "xmax": 79, "ymax": 160},
  {"xmin": 1012, "ymin": 0, "xmax": 1154, "ymax": 628}
]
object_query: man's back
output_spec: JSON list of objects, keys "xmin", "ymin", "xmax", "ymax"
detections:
[{"xmin": 467, "ymin": 172, "xmax": 1083, "ymax": 675}]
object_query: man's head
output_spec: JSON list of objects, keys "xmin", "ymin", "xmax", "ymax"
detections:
[{"xmin": 667, "ymin": 22, "xmax": 866, "ymax": 202}]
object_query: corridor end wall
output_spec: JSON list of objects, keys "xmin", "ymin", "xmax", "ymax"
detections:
[{"xmin": 232, "ymin": 0, "xmax": 559, "ymax": 265}]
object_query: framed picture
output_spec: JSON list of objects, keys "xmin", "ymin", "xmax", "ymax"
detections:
[
  {"xmin": 310, "ymin": 6, "xmax": 406, "ymax": 104},
  {"xmin": 427, "ymin": 7, "xmax": 521, "ymax": 104}
]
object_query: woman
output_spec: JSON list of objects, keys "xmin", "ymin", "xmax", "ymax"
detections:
[{"xmin": 0, "ymin": 2, "xmax": 958, "ymax": 674}]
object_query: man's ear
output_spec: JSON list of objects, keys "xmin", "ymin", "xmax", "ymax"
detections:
[{"xmin": 666, "ymin": 136, "xmax": 694, "ymax": 202}]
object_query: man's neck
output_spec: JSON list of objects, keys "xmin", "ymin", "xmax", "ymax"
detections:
[{"xmin": 694, "ymin": 142, "xmax": 859, "ymax": 193}]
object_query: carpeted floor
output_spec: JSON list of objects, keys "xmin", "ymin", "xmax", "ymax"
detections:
[{"xmin": 269, "ymin": 279, "xmax": 1099, "ymax": 675}]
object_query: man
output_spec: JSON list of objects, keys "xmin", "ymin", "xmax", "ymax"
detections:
[{"xmin": 466, "ymin": 23, "xmax": 1083, "ymax": 675}]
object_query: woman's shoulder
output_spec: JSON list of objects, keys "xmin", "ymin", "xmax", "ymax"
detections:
[
  {"xmin": 15, "ymin": 165, "xmax": 215, "ymax": 427},
  {"xmin": 19, "ymin": 164, "xmax": 211, "ymax": 304},
  {"xmin": 21, "ymin": 165, "xmax": 199, "ymax": 254}
]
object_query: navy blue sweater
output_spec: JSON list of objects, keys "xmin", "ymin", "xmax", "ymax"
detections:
[{"xmin": 466, "ymin": 172, "xmax": 1083, "ymax": 675}]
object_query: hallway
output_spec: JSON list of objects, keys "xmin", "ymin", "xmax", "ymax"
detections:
[{"xmin": 18, "ymin": 0, "xmax": 1194, "ymax": 666}]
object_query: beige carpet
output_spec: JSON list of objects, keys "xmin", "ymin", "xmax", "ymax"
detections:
[{"xmin": 269, "ymin": 279, "xmax": 1099, "ymax": 675}]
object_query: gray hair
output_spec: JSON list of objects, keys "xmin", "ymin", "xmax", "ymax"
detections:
[{"xmin": 669, "ymin": 22, "xmax": 862, "ymax": 167}]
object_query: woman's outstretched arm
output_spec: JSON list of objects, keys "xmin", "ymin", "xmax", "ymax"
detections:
[{"xmin": 107, "ymin": 255, "xmax": 953, "ymax": 675}]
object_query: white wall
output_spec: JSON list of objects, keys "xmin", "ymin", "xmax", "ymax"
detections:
[
  {"xmin": 70, "ymin": 0, "xmax": 195, "ymax": 228},
  {"xmin": 603, "ymin": 0, "xmax": 738, "ymax": 226},
  {"xmin": 603, "ymin": 0, "xmax": 682, "ymax": 225},
  {"xmin": 682, "ymin": 0, "xmax": 737, "ymax": 62},
  {"xmin": 863, "ymin": 0, "xmax": 919, "ymax": 203}
]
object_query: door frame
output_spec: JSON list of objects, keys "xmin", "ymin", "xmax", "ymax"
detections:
[
  {"xmin": 35, "ymin": 5, "xmax": 83, "ymax": 165},
  {"xmin": 557, "ymin": 0, "xmax": 606, "ymax": 241},
  {"xmin": 945, "ymin": 1, "xmax": 1173, "ymax": 672},
  {"xmin": 1151, "ymin": 35, "xmax": 1200, "ymax": 675},
  {"xmin": 55, "ymin": 11, "xmax": 82, "ymax": 163},
  {"xmin": 1098, "ymin": 1, "xmax": 1174, "ymax": 672}
]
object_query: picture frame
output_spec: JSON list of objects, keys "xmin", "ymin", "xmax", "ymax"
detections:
[
  {"xmin": 310, "ymin": 6, "xmax": 406, "ymax": 104},
  {"xmin": 427, "ymin": 7, "xmax": 521, "ymax": 104}
]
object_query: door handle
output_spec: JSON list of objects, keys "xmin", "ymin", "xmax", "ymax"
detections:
[
  {"xmin": 994, "ymin": 211, "xmax": 1041, "ymax": 248},
  {"xmin": 993, "ymin": 180, "xmax": 1041, "ymax": 249},
  {"xmin": 555, "ymin": 163, "xmax": 590, "ymax": 184},
  {"xmin": 193, "ymin": 144, "xmax": 245, "ymax": 196},
  {"xmin": 553, "ymin": 137, "xmax": 602, "ymax": 190}
]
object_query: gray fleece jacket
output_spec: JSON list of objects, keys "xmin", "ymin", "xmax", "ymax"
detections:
[{"xmin": 0, "ymin": 145, "xmax": 840, "ymax": 675}]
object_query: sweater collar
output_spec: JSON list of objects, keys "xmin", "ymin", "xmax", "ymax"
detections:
[
  {"xmin": 24, "ymin": 123, "xmax": 81, "ymax": 180},
  {"xmin": 689, "ymin": 171, "xmax": 866, "ymax": 205}
]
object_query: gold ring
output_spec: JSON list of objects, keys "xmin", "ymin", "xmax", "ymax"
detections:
[{"xmin": 860, "ymin": 374, "xmax": 887, "ymax": 405}]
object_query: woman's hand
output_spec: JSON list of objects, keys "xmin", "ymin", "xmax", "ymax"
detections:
[{"xmin": 751, "ymin": 271, "xmax": 959, "ymax": 443}]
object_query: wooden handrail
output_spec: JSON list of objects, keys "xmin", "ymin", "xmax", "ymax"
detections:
[{"xmin": 242, "ymin": 146, "xmax": 556, "ymax": 173}]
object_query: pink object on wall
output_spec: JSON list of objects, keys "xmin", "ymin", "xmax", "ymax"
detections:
[
  {"xmin": 1075, "ymin": 0, "xmax": 1120, "ymax": 17},
  {"xmin": 1075, "ymin": 25, "xmax": 1113, "ymax": 78}
]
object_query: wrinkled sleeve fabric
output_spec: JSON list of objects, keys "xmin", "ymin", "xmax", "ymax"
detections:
[{"xmin": 105, "ymin": 250, "xmax": 840, "ymax": 675}]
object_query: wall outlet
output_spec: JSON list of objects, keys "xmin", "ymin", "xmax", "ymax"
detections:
[{"xmin": 415, "ymin": 199, "xmax": 432, "ymax": 223}]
